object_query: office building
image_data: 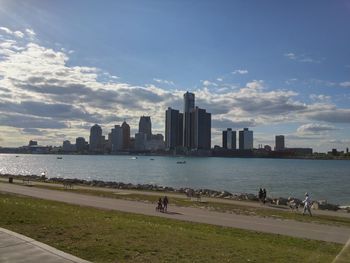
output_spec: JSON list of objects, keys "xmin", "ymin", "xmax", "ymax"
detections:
[
  {"xmin": 89, "ymin": 124, "xmax": 103, "ymax": 152},
  {"xmin": 62, "ymin": 140, "xmax": 76, "ymax": 152},
  {"xmin": 139, "ymin": 116, "xmax": 152, "ymax": 140},
  {"xmin": 110, "ymin": 125, "xmax": 123, "ymax": 152},
  {"xmin": 76, "ymin": 137, "xmax": 88, "ymax": 152},
  {"xmin": 135, "ymin": 132, "xmax": 147, "ymax": 151},
  {"xmin": 222, "ymin": 128, "xmax": 236, "ymax": 149},
  {"xmin": 165, "ymin": 107, "xmax": 183, "ymax": 149},
  {"xmin": 275, "ymin": 135, "xmax": 285, "ymax": 151},
  {"xmin": 121, "ymin": 121, "xmax": 130, "ymax": 150},
  {"xmin": 239, "ymin": 128, "xmax": 253, "ymax": 150},
  {"xmin": 183, "ymin": 91, "xmax": 195, "ymax": 148},
  {"xmin": 191, "ymin": 107, "xmax": 211, "ymax": 150}
]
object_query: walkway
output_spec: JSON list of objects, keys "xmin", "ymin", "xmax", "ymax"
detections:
[
  {"xmin": 0, "ymin": 227, "xmax": 90, "ymax": 263},
  {"xmin": 1, "ymin": 183, "xmax": 350, "ymax": 244}
]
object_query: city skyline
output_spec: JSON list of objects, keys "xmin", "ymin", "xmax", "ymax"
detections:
[{"xmin": 0, "ymin": 1, "xmax": 350, "ymax": 152}]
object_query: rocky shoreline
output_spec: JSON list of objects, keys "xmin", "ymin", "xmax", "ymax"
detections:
[{"xmin": 0, "ymin": 173, "xmax": 347, "ymax": 212}]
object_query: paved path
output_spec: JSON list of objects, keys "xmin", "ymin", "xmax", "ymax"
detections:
[
  {"xmin": 0, "ymin": 227, "xmax": 90, "ymax": 263},
  {"xmin": 1, "ymin": 183, "xmax": 350, "ymax": 244},
  {"xmin": 2, "ymin": 177, "xmax": 349, "ymax": 219}
]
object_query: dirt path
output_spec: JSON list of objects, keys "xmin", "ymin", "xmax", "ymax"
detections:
[{"xmin": 1, "ymin": 183, "xmax": 349, "ymax": 244}]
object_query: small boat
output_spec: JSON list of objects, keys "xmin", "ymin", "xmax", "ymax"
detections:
[
  {"xmin": 176, "ymin": 161, "xmax": 186, "ymax": 164},
  {"xmin": 57, "ymin": 157, "xmax": 63, "ymax": 159},
  {"xmin": 150, "ymin": 158, "xmax": 155, "ymax": 161},
  {"xmin": 131, "ymin": 157, "xmax": 138, "ymax": 160},
  {"xmin": 15, "ymin": 156, "xmax": 19, "ymax": 157}
]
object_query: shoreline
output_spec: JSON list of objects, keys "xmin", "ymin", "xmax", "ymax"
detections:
[{"xmin": 1, "ymin": 173, "xmax": 348, "ymax": 211}]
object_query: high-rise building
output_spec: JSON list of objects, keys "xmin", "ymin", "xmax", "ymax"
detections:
[
  {"xmin": 121, "ymin": 121, "xmax": 130, "ymax": 150},
  {"xmin": 76, "ymin": 137, "xmax": 87, "ymax": 152},
  {"xmin": 222, "ymin": 128, "xmax": 236, "ymax": 149},
  {"xmin": 89, "ymin": 124, "xmax": 103, "ymax": 152},
  {"xmin": 139, "ymin": 116, "xmax": 152, "ymax": 140},
  {"xmin": 191, "ymin": 107, "xmax": 211, "ymax": 150},
  {"xmin": 275, "ymin": 135, "xmax": 285, "ymax": 151},
  {"xmin": 62, "ymin": 140, "xmax": 76, "ymax": 152},
  {"xmin": 183, "ymin": 91, "xmax": 195, "ymax": 148},
  {"xmin": 135, "ymin": 132, "xmax": 147, "ymax": 151},
  {"xmin": 239, "ymin": 128, "xmax": 253, "ymax": 150},
  {"xmin": 110, "ymin": 125, "xmax": 123, "ymax": 152},
  {"xmin": 165, "ymin": 107, "xmax": 183, "ymax": 149}
]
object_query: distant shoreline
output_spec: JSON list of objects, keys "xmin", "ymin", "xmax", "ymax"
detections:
[{"xmin": 1, "ymin": 151, "xmax": 350, "ymax": 161}]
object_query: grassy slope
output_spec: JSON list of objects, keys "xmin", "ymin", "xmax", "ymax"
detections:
[{"xmin": 0, "ymin": 192, "xmax": 343, "ymax": 263}]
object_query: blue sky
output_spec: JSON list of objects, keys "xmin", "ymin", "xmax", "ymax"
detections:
[{"xmin": 0, "ymin": 0, "xmax": 349, "ymax": 151}]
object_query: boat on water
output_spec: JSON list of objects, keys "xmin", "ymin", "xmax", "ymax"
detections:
[
  {"xmin": 15, "ymin": 156, "xmax": 19, "ymax": 157},
  {"xmin": 131, "ymin": 157, "xmax": 138, "ymax": 160},
  {"xmin": 150, "ymin": 158, "xmax": 155, "ymax": 160},
  {"xmin": 176, "ymin": 161, "xmax": 186, "ymax": 164},
  {"xmin": 57, "ymin": 157, "xmax": 63, "ymax": 159}
]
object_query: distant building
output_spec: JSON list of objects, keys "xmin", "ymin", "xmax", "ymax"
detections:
[
  {"xmin": 222, "ymin": 128, "xmax": 236, "ymax": 149},
  {"xmin": 275, "ymin": 135, "xmax": 285, "ymax": 151},
  {"xmin": 183, "ymin": 91, "xmax": 195, "ymax": 148},
  {"xmin": 165, "ymin": 107, "xmax": 183, "ymax": 149},
  {"xmin": 28, "ymin": 140, "xmax": 38, "ymax": 146},
  {"xmin": 287, "ymin": 148, "xmax": 313, "ymax": 155},
  {"xmin": 62, "ymin": 140, "xmax": 76, "ymax": 152},
  {"xmin": 191, "ymin": 107, "xmax": 211, "ymax": 150},
  {"xmin": 110, "ymin": 125, "xmax": 123, "ymax": 152},
  {"xmin": 134, "ymin": 132, "xmax": 147, "ymax": 151},
  {"xmin": 239, "ymin": 128, "xmax": 253, "ymax": 150},
  {"xmin": 121, "ymin": 121, "xmax": 130, "ymax": 150},
  {"xmin": 139, "ymin": 116, "xmax": 152, "ymax": 140},
  {"xmin": 76, "ymin": 137, "xmax": 88, "ymax": 152},
  {"xmin": 264, "ymin": 145, "xmax": 272, "ymax": 152},
  {"xmin": 146, "ymin": 134, "xmax": 165, "ymax": 151},
  {"xmin": 89, "ymin": 124, "xmax": 103, "ymax": 153}
]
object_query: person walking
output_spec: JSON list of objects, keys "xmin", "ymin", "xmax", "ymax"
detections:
[
  {"xmin": 262, "ymin": 188, "xmax": 267, "ymax": 204},
  {"xmin": 163, "ymin": 196, "xmax": 169, "ymax": 212},
  {"xmin": 302, "ymin": 192, "xmax": 312, "ymax": 216},
  {"xmin": 258, "ymin": 188, "xmax": 263, "ymax": 204}
]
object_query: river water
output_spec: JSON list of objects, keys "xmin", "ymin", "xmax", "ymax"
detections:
[{"xmin": 0, "ymin": 154, "xmax": 349, "ymax": 205}]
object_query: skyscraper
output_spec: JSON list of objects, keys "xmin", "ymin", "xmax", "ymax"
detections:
[
  {"xmin": 121, "ymin": 121, "xmax": 130, "ymax": 150},
  {"xmin": 222, "ymin": 128, "xmax": 236, "ymax": 149},
  {"xmin": 110, "ymin": 125, "xmax": 123, "ymax": 152},
  {"xmin": 139, "ymin": 116, "xmax": 152, "ymax": 140},
  {"xmin": 275, "ymin": 135, "xmax": 285, "ymax": 151},
  {"xmin": 165, "ymin": 107, "xmax": 183, "ymax": 149},
  {"xmin": 239, "ymin": 128, "xmax": 253, "ymax": 150},
  {"xmin": 89, "ymin": 124, "xmax": 103, "ymax": 152},
  {"xmin": 191, "ymin": 107, "xmax": 211, "ymax": 150},
  {"xmin": 76, "ymin": 137, "xmax": 87, "ymax": 152},
  {"xmin": 183, "ymin": 91, "xmax": 195, "ymax": 148}
]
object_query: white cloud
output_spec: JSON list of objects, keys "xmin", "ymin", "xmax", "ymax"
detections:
[
  {"xmin": 153, "ymin": 78, "xmax": 175, "ymax": 85},
  {"xmin": 284, "ymin": 52, "xmax": 321, "ymax": 63},
  {"xmin": 25, "ymin": 28, "xmax": 36, "ymax": 37},
  {"xmin": 339, "ymin": 81, "xmax": 350, "ymax": 87},
  {"xmin": 216, "ymin": 78, "xmax": 223, "ymax": 82},
  {"xmin": 232, "ymin": 69, "xmax": 248, "ymax": 75},
  {"xmin": 0, "ymin": 27, "xmax": 24, "ymax": 38},
  {"xmin": 201, "ymin": 80, "xmax": 217, "ymax": 86},
  {"xmin": 297, "ymin": 123, "xmax": 337, "ymax": 135}
]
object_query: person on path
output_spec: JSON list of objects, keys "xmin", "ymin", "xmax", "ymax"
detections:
[
  {"xmin": 302, "ymin": 192, "xmax": 312, "ymax": 216},
  {"xmin": 262, "ymin": 188, "xmax": 267, "ymax": 204},
  {"xmin": 163, "ymin": 196, "xmax": 169, "ymax": 212},
  {"xmin": 258, "ymin": 188, "xmax": 263, "ymax": 203},
  {"xmin": 157, "ymin": 198, "xmax": 163, "ymax": 212}
]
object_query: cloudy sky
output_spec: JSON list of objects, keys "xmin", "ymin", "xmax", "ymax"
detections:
[{"xmin": 0, "ymin": 0, "xmax": 349, "ymax": 152}]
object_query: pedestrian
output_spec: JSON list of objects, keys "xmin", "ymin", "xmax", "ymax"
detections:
[
  {"xmin": 302, "ymin": 192, "xmax": 312, "ymax": 216},
  {"xmin": 163, "ymin": 196, "xmax": 169, "ymax": 212},
  {"xmin": 258, "ymin": 188, "xmax": 263, "ymax": 203},
  {"xmin": 156, "ymin": 198, "xmax": 163, "ymax": 212},
  {"xmin": 262, "ymin": 188, "xmax": 267, "ymax": 204}
]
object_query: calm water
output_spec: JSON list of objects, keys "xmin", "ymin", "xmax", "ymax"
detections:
[{"xmin": 0, "ymin": 154, "xmax": 349, "ymax": 205}]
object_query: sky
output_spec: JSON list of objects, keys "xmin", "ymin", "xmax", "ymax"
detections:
[{"xmin": 0, "ymin": 0, "xmax": 349, "ymax": 152}]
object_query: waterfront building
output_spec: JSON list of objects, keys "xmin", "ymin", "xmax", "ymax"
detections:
[
  {"xmin": 183, "ymin": 91, "xmax": 195, "ymax": 148},
  {"xmin": 275, "ymin": 135, "xmax": 285, "ymax": 151},
  {"xmin": 62, "ymin": 140, "xmax": 76, "ymax": 152},
  {"xmin": 110, "ymin": 125, "xmax": 123, "ymax": 152},
  {"xmin": 76, "ymin": 137, "xmax": 88, "ymax": 152},
  {"xmin": 165, "ymin": 107, "xmax": 183, "ymax": 149},
  {"xmin": 135, "ymin": 132, "xmax": 147, "ymax": 151},
  {"xmin": 191, "ymin": 107, "xmax": 211, "ymax": 150},
  {"xmin": 239, "ymin": 128, "xmax": 253, "ymax": 150},
  {"xmin": 146, "ymin": 134, "xmax": 165, "ymax": 151},
  {"xmin": 28, "ymin": 140, "xmax": 38, "ymax": 146},
  {"xmin": 222, "ymin": 128, "xmax": 236, "ymax": 149},
  {"xmin": 89, "ymin": 124, "xmax": 103, "ymax": 153},
  {"xmin": 121, "ymin": 121, "xmax": 130, "ymax": 150},
  {"xmin": 139, "ymin": 116, "xmax": 152, "ymax": 140}
]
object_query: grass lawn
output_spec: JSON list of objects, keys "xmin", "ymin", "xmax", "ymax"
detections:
[
  {"xmin": 0, "ymin": 192, "xmax": 343, "ymax": 263},
  {"xmin": 24, "ymin": 182, "xmax": 350, "ymax": 228}
]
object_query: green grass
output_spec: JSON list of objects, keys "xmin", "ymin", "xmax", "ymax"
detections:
[
  {"xmin": 0, "ymin": 192, "xmax": 344, "ymax": 263},
  {"xmin": 24, "ymin": 182, "xmax": 350, "ymax": 228}
]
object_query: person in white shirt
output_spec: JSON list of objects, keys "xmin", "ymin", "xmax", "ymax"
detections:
[{"xmin": 302, "ymin": 193, "xmax": 312, "ymax": 216}]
